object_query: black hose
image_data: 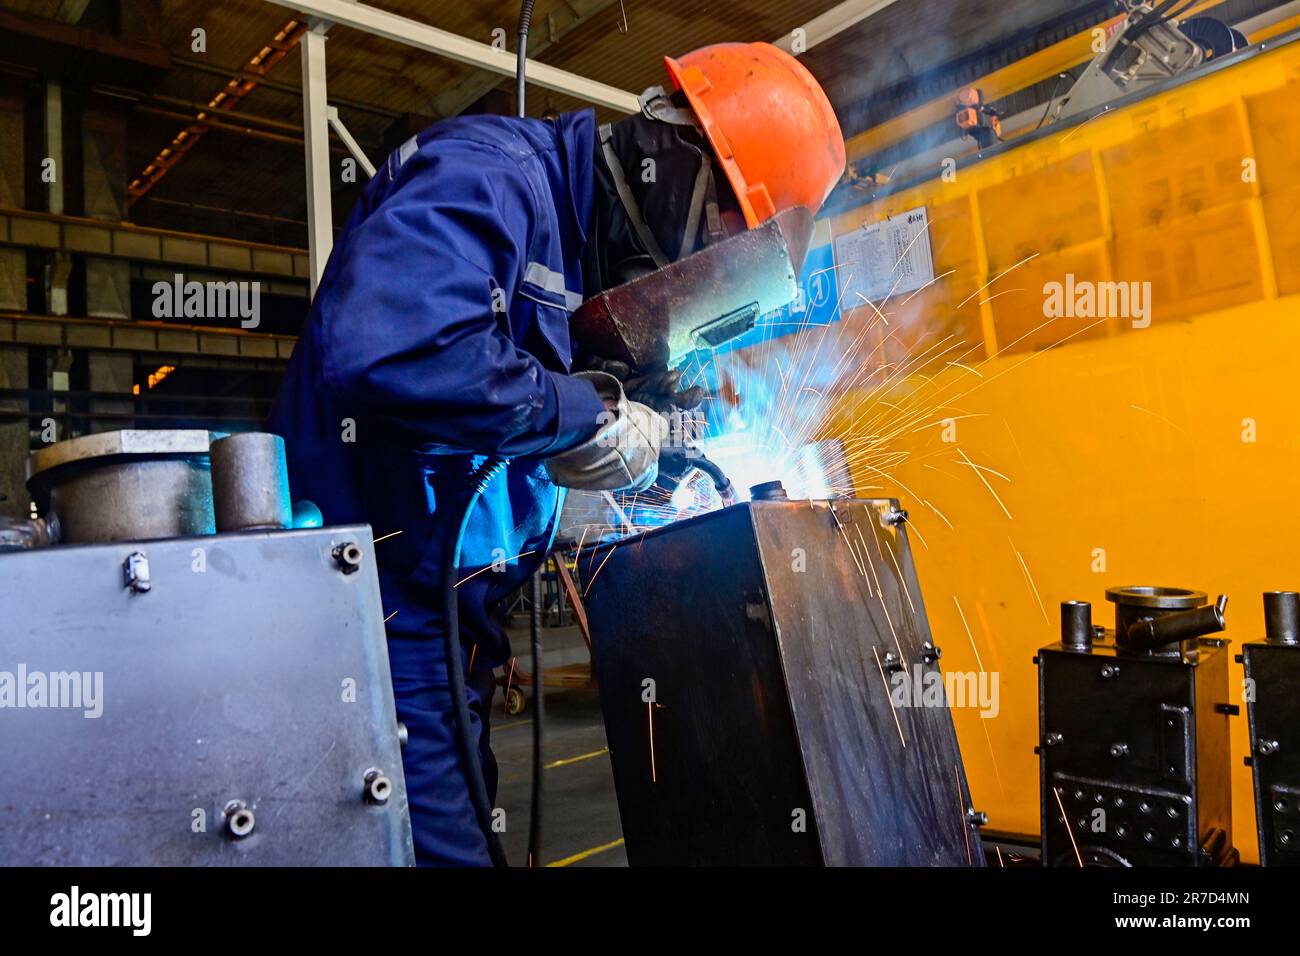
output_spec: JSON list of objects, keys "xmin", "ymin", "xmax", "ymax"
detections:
[
  {"xmin": 443, "ymin": 457, "xmax": 509, "ymax": 867},
  {"xmin": 691, "ymin": 454, "xmax": 737, "ymax": 506},
  {"xmin": 517, "ymin": 0, "xmax": 536, "ymax": 119},
  {"xmin": 528, "ymin": 565, "xmax": 544, "ymax": 865}
]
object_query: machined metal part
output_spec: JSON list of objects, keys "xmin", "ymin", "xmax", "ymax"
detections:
[
  {"xmin": 1038, "ymin": 593, "xmax": 1235, "ymax": 867},
  {"xmin": 123, "ymin": 551, "xmax": 151, "ymax": 593},
  {"xmin": 1061, "ymin": 600, "xmax": 1094, "ymax": 650},
  {"xmin": 0, "ymin": 524, "xmax": 413, "ymax": 865},
  {"xmin": 27, "ymin": 429, "xmax": 215, "ymax": 544},
  {"xmin": 570, "ymin": 206, "xmax": 814, "ymax": 368},
  {"xmin": 1241, "ymin": 591, "xmax": 1300, "ymax": 866},
  {"xmin": 1263, "ymin": 591, "xmax": 1300, "ymax": 646},
  {"xmin": 0, "ymin": 516, "xmax": 56, "ymax": 551},
  {"xmin": 583, "ymin": 497, "xmax": 983, "ymax": 866},
  {"xmin": 210, "ymin": 432, "xmax": 293, "ymax": 532},
  {"xmin": 1106, "ymin": 586, "xmax": 1226, "ymax": 652},
  {"xmin": 749, "ymin": 479, "xmax": 789, "ymax": 501}
]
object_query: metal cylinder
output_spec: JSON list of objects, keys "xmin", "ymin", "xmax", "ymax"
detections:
[
  {"xmin": 210, "ymin": 432, "xmax": 292, "ymax": 532},
  {"xmin": 1106, "ymin": 586, "xmax": 1211, "ymax": 652},
  {"xmin": 1263, "ymin": 591, "xmax": 1300, "ymax": 645},
  {"xmin": 27, "ymin": 430, "xmax": 215, "ymax": 544},
  {"xmin": 1060, "ymin": 600, "xmax": 1093, "ymax": 650},
  {"xmin": 750, "ymin": 480, "xmax": 789, "ymax": 501}
]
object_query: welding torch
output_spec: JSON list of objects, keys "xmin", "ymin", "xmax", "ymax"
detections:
[{"xmin": 657, "ymin": 440, "xmax": 737, "ymax": 506}]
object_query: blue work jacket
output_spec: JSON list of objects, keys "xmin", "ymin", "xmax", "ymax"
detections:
[{"xmin": 267, "ymin": 110, "xmax": 606, "ymax": 669}]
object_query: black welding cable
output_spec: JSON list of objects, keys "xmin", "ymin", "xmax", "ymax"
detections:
[
  {"xmin": 444, "ymin": 457, "xmax": 509, "ymax": 867},
  {"xmin": 528, "ymin": 563, "xmax": 544, "ymax": 865},
  {"xmin": 516, "ymin": 0, "xmax": 548, "ymax": 866},
  {"xmin": 517, "ymin": 0, "xmax": 536, "ymax": 119}
]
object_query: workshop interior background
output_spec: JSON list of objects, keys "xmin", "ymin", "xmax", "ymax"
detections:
[{"xmin": 4, "ymin": 0, "xmax": 1300, "ymax": 868}]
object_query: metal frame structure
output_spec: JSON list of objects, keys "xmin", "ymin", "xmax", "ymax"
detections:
[{"xmin": 263, "ymin": 0, "xmax": 641, "ymax": 294}]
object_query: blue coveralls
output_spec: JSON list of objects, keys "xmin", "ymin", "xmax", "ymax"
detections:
[{"xmin": 267, "ymin": 111, "xmax": 607, "ymax": 865}]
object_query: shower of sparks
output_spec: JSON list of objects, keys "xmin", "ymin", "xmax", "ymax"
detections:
[
  {"xmin": 551, "ymin": 254, "xmax": 1118, "ymax": 822},
  {"xmin": 583, "ymin": 546, "xmax": 619, "ymax": 597},
  {"xmin": 885, "ymin": 542, "xmax": 916, "ymax": 614},
  {"xmin": 372, "ymin": 529, "xmax": 404, "ymax": 544},
  {"xmin": 1012, "ymin": 539, "xmax": 1051, "ymax": 624},
  {"xmin": 952, "ymin": 596, "xmax": 985, "ymax": 672},
  {"xmin": 956, "ymin": 253, "xmax": 1039, "ymax": 309},
  {"xmin": 872, "ymin": 645, "xmax": 908, "ymax": 748},
  {"xmin": 467, "ymin": 643, "xmax": 477, "ymax": 674},
  {"xmin": 954, "ymin": 765, "xmax": 973, "ymax": 866},
  {"xmin": 1053, "ymin": 786, "xmax": 1085, "ymax": 867},
  {"xmin": 502, "ymin": 657, "xmax": 516, "ymax": 713},
  {"xmin": 647, "ymin": 700, "xmax": 657, "ymax": 784},
  {"xmin": 831, "ymin": 506, "xmax": 867, "ymax": 578},
  {"xmin": 956, "ymin": 447, "xmax": 1012, "ymax": 520},
  {"xmin": 383, "ymin": 610, "xmax": 398, "ymax": 624},
  {"xmin": 1130, "ymin": 403, "xmax": 1187, "ymax": 434},
  {"xmin": 455, "ymin": 550, "xmax": 536, "ymax": 588}
]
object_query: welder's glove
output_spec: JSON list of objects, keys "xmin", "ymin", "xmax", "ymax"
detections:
[
  {"xmin": 546, "ymin": 371, "xmax": 667, "ymax": 492},
  {"xmin": 577, "ymin": 356, "xmax": 706, "ymax": 414}
]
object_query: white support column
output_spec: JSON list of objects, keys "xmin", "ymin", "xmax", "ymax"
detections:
[
  {"xmin": 327, "ymin": 106, "xmax": 375, "ymax": 179},
  {"xmin": 263, "ymin": 0, "xmax": 639, "ymax": 113},
  {"xmin": 44, "ymin": 80, "xmax": 63, "ymax": 216},
  {"xmin": 773, "ymin": 0, "xmax": 903, "ymax": 53},
  {"xmin": 301, "ymin": 23, "xmax": 333, "ymax": 297}
]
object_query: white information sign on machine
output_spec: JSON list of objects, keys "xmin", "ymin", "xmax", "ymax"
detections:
[{"xmin": 832, "ymin": 207, "xmax": 936, "ymax": 308}]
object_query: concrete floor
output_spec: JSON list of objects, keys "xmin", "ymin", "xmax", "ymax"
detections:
[{"xmin": 492, "ymin": 622, "xmax": 628, "ymax": 867}]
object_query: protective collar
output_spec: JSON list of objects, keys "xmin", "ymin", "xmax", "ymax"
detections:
[{"xmin": 594, "ymin": 87, "xmax": 731, "ymax": 277}]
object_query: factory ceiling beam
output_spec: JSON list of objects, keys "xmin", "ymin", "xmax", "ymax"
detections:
[
  {"xmin": 127, "ymin": 18, "xmax": 310, "ymax": 205},
  {"xmin": 259, "ymin": 0, "xmax": 641, "ymax": 113},
  {"xmin": 772, "ymin": 0, "xmax": 903, "ymax": 53},
  {"xmin": 428, "ymin": 0, "xmax": 624, "ymax": 119},
  {"xmin": 171, "ymin": 55, "xmax": 402, "ymax": 120}
]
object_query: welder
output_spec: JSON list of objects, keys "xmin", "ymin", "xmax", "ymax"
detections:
[{"xmin": 267, "ymin": 42, "xmax": 845, "ymax": 866}]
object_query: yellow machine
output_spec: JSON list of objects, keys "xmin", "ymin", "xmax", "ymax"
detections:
[{"xmin": 823, "ymin": 22, "xmax": 1300, "ymax": 863}]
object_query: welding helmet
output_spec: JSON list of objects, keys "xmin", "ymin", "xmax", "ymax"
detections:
[
  {"xmin": 664, "ymin": 42, "xmax": 847, "ymax": 228},
  {"xmin": 574, "ymin": 42, "xmax": 846, "ymax": 371}
]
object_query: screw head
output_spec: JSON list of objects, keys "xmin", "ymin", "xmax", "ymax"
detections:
[
  {"xmin": 223, "ymin": 800, "xmax": 255, "ymax": 839},
  {"xmin": 333, "ymin": 542, "xmax": 364, "ymax": 574},
  {"xmin": 363, "ymin": 768, "xmax": 392, "ymax": 805}
]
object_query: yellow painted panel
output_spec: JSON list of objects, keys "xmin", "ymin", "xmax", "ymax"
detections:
[
  {"xmin": 1246, "ymin": 85, "xmax": 1300, "ymax": 190},
  {"xmin": 1114, "ymin": 202, "xmax": 1263, "ymax": 322},
  {"xmin": 827, "ymin": 298, "xmax": 1300, "ymax": 861},
  {"xmin": 1262, "ymin": 184, "xmax": 1300, "ymax": 296},
  {"xmin": 978, "ymin": 152, "xmax": 1104, "ymax": 270},
  {"xmin": 1102, "ymin": 104, "xmax": 1254, "ymax": 234},
  {"xmin": 820, "ymin": 35, "xmax": 1300, "ymax": 863},
  {"xmin": 987, "ymin": 242, "xmax": 1114, "ymax": 354}
]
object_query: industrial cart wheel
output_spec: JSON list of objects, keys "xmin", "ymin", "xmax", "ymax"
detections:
[{"xmin": 504, "ymin": 686, "xmax": 527, "ymax": 716}]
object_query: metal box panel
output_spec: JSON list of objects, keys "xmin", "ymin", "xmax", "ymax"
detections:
[
  {"xmin": 585, "ymin": 498, "xmax": 982, "ymax": 866},
  {"xmin": 1242, "ymin": 641, "xmax": 1300, "ymax": 865},
  {"xmin": 1038, "ymin": 639, "xmax": 1232, "ymax": 866},
  {"xmin": 0, "ymin": 525, "xmax": 413, "ymax": 866}
]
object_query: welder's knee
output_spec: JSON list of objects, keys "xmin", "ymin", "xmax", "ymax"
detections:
[{"xmin": 389, "ymin": 642, "xmax": 499, "ymax": 867}]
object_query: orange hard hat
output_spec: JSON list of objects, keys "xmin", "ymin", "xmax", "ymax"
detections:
[{"xmin": 664, "ymin": 42, "xmax": 846, "ymax": 229}]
